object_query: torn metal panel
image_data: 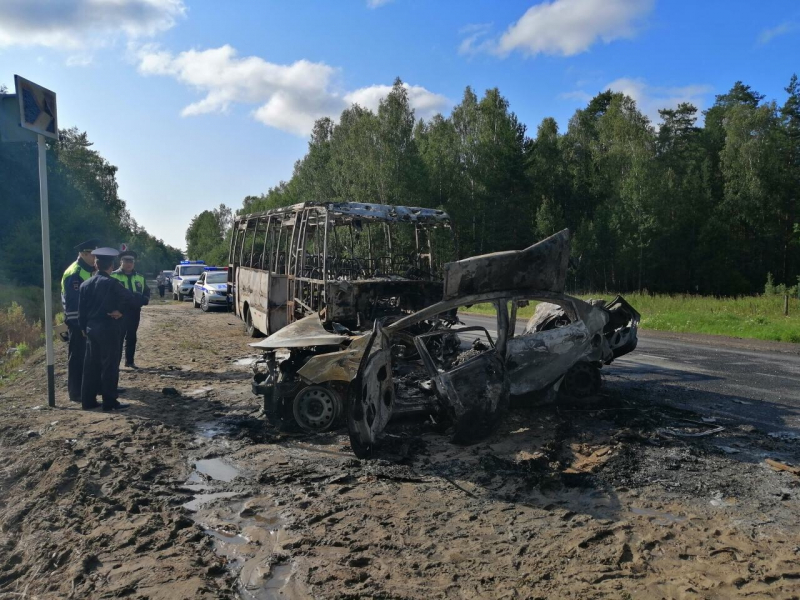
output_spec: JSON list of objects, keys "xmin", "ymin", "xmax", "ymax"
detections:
[
  {"xmin": 442, "ymin": 229, "xmax": 570, "ymax": 300},
  {"xmin": 296, "ymin": 335, "xmax": 370, "ymax": 384},
  {"xmin": 603, "ymin": 295, "xmax": 640, "ymax": 360},
  {"xmin": 250, "ymin": 314, "xmax": 350, "ymax": 349},
  {"xmin": 507, "ymin": 320, "xmax": 593, "ymax": 396},
  {"xmin": 421, "ymin": 342, "xmax": 508, "ymax": 444}
]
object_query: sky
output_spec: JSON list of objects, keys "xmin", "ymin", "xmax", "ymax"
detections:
[{"xmin": 1, "ymin": 0, "xmax": 799, "ymax": 250}]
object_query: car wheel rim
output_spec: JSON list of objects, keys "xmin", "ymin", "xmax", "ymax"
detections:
[{"xmin": 293, "ymin": 386, "xmax": 339, "ymax": 432}]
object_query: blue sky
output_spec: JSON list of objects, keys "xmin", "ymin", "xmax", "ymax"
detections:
[{"xmin": 2, "ymin": 0, "xmax": 799, "ymax": 249}]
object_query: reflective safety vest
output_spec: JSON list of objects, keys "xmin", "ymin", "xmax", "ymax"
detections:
[
  {"xmin": 61, "ymin": 260, "xmax": 92, "ymax": 294},
  {"xmin": 61, "ymin": 259, "xmax": 93, "ymax": 325},
  {"xmin": 112, "ymin": 270, "xmax": 146, "ymax": 294}
]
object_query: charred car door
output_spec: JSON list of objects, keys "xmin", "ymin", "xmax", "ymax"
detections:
[
  {"xmin": 412, "ymin": 307, "xmax": 510, "ymax": 444},
  {"xmin": 506, "ymin": 305, "xmax": 595, "ymax": 397},
  {"xmin": 347, "ymin": 322, "xmax": 395, "ymax": 458}
]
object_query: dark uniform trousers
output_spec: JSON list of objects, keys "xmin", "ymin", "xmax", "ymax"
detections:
[
  {"xmin": 111, "ymin": 269, "xmax": 149, "ymax": 366},
  {"xmin": 62, "ymin": 258, "xmax": 93, "ymax": 400},
  {"xmin": 82, "ymin": 322, "xmax": 122, "ymax": 406},
  {"xmin": 67, "ymin": 325, "xmax": 86, "ymax": 400},
  {"xmin": 120, "ymin": 310, "xmax": 141, "ymax": 365}
]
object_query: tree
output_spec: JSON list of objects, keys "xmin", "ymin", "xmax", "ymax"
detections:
[
  {"xmin": 199, "ymin": 75, "xmax": 800, "ymax": 297},
  {"xmin": 186, "ymin": 210, "xmax": 226, "ymax": 263}
]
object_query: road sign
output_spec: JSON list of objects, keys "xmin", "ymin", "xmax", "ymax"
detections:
[
  {"xmin": 2, "ymin": 76, "xmax": 59, "ymax": 406},
  {"xmin": 14, "ymin": 75, "xmax": 58, "ymax": 140},
  {"xmin": 120, "ymin": 243, "xmax": 129, "ymax": 252}
]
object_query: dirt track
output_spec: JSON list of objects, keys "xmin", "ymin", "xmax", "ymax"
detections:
[{"xmin": 1, "ymin": 296, "xmax": 799, "ymax": 599}]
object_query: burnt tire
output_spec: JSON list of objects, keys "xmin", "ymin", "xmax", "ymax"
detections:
[
  {"xmin": 561, "ymin": 362, "xmax": 602, "ymax": 399},
  {"xmin": 346, "ymin": 391, "xmax": 374, "ymax": 459},
  {"xmin": 264, "ymin": 393, "xmax": 300, "ymax": 432},
  {"xmin": 245, "ymin": 308, "xmax": 260, "ymax": 338}
]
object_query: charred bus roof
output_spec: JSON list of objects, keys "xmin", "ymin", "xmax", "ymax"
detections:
[{"xmin": 235, "ymin": 202, "xmax": 451, "ymax": 226}]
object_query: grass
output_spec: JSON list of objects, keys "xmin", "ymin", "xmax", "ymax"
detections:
[
  {"xmin": 0, "ymin": 300, "xmax": 45, "ymax": 384},
  {"xmin": 461, "ymin": 293, "xmax": 800, "ymax": 344}
]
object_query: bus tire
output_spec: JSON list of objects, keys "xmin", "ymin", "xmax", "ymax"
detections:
[{"xmin": 246, "ymin": 308, "xmax": 259, "ymax": 338}]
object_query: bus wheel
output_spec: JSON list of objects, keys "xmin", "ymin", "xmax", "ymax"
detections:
[{"xmin": 246, "ymin": 308, "xmax": 259, "ymax": 337}]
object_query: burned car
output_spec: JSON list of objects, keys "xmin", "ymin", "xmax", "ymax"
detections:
[{"xmin": 250, "ymin": 229, "xmax": 640, "ymax": 458}]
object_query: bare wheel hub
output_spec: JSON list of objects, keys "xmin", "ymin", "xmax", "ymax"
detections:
[
  {"xmin": 562, "ymin": 362, "xmax": 602, "ymax": 398},
  {"xmin": 293, "ymin": 386, "xmax": 340, "ymax": 432}
]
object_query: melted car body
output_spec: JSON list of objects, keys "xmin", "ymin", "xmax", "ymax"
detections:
[{"xmin": 250, "ymin": 229, "xmax": 640, "ymax": 457}]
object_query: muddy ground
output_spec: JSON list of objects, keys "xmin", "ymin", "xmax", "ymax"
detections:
[{"xmin": 1, "ymin": 295, "xmax": 799, "ymax": 599}]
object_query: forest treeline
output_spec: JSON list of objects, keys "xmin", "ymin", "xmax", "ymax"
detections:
[
  {"xmin": 1, "ymin": 119, "xmax": 183, "ymax": 320},
  {"xmin": 189, "ymin": 76, "xmax": 800, "ymax": 296}
]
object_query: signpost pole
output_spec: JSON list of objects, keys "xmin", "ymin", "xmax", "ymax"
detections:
[{"xmin": 37, "ymin": 133, "xmax": 56, "ymax": 407}]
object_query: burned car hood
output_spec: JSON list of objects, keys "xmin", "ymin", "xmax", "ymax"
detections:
[
  {"xmin": 442, "ymin": 229, "xmax": 570, "ymax": 300},
  {"xmin": 249, "ymin": 314, "xmax": 351, "ymax": 349}
]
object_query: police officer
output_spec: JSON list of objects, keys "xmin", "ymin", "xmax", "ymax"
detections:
[
  {"xmin": 61, "ymin": 239, "xmax": 99, "ymax": 402},
  {"xmin": 79, "ymin": 247, "xmax": 137, "ymax": 411},
  {"xmin": 112, "ymin": 250, "xmax": 150, "ymax": 369}
]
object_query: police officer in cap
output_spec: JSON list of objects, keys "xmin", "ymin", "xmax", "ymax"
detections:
[
  {"xmin": 61, "ymin": 239, "xmax": 99, "ymax": 402},
  {"xmin": 79, "ymin": 247, "xmax": 137, "ymax": 411},
  {"xmin": 112, "ymin": 250, "xmax": 150, "ymax": 369}
]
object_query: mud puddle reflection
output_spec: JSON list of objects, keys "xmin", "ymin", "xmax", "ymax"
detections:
[
  {"xmin": 232, "ymin": 356, "xmax": 260, "ymax": 367},
  {"xmin": 181, "ymin": 421, "xmax": 305, "ymax": 599}
]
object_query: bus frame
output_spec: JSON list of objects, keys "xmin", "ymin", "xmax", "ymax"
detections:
[{"xmin": 227, "ymin": 201, "xmax": 451, "ymax": 337}]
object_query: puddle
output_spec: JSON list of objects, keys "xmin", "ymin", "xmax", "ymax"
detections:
[
  {"xmin": 179, "ymin": 452, "xmax": 303, "ymax": 597},
  {"xmin": 183, "ymin": 491, "xmax": 240, "ymax": 512},
  {"xmin": 194, "ymin": 458, "xmax": 241, "ymax": 482},
  {"xmin": 196, "ymin": 421, "xmax": 231, "ymax": 439},
  {"xmin": 233, "ymin": 356, "xmax": 260, "ymax": 367},
  {"xmin": 630, "ymin": 506, "xmax": 687, "ymax": 525},
  {"xmin": 206, "ymin": 528, "xmax": 249, "ymax": 545},
  {"xmin": 195, "ymin": 497, "xmax": 299, "ymax": 599}
]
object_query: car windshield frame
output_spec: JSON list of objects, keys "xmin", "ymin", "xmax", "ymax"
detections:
[
  {"xmin": 205, "ymin": 272, "xmax": 227, "ymax": 284},
  {"xmin": 179, "ymin": 266, "xmax": 205, "ymax": 276}
]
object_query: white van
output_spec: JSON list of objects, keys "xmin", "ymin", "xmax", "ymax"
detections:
[{"xmin": 171, "ymin": 260, "xmax": 206, "ymax": 301}]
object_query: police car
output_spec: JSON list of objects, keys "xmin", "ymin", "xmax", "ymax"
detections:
[
  {"xmin": 171, "ymin": 260, "xmax": 206, "ymax": 301},
  {"xmin": 192, "ymin": 267, "xmax": 230, "ymax": 311}
]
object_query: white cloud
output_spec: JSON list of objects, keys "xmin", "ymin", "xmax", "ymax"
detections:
[
  {"xmin": 458, "ymin": 23, "xmax": 494, "ymax": 55},
  {"xmin": 604, "ymin": 78, "xmax": 712, "ymax": 124},
  {"xmin": 137, "ymin": 45, "xmax": 342, "ymax": 135},
  {"xmin": 0, "ymin": 0, "xmax": 185, "ymax": 49},
  {"xmin": 66, "ymin": 54, "xmax": 93, "ymax": 67},
  {"xmin": 558, "ymin": 90, "xmax": 592, "ymax": 103},
  {"xmin": 137, "ymin": 44, "xmax": 448, "ymax": 136},
  {"xmin": 344, "ymin": 83, "xmax": 449, "ymax": 120},
  {"xmin": 495, "ymin": 0, "xmax": 653, "ymax": 57},
  {"xmin": 758, "ymin": 21, "xmax": 797, "ymax": 45},
  {"xmin": 367, "ymin": 0, "xmax": 394, "ymax": 7}
]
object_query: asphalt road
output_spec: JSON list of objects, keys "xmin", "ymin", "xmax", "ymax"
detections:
[{"xmin": 459, "ymin": 312, "xmax": 800, "ymax": 436}]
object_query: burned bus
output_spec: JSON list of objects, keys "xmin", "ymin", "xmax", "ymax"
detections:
[{"xmin": 227, "ymin": 202, "xmax": 452, "ymax": 337}]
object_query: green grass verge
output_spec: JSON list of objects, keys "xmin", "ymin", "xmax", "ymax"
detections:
[{"xmin": 461, "ymin": 293, "xmax": 800, "ymax": 344}]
